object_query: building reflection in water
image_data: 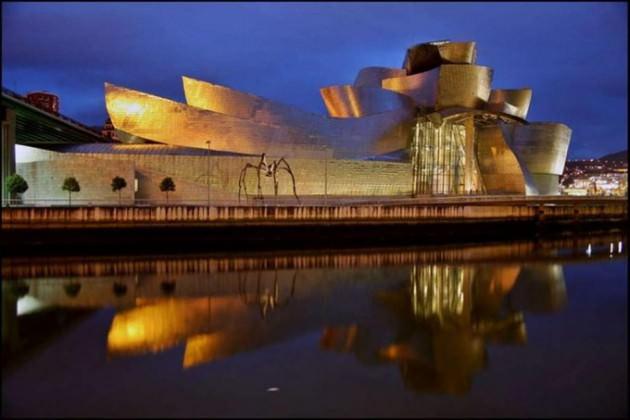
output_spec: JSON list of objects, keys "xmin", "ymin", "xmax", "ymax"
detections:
[
  {"xmin": 2, "ymin": 235, "xmax": 624, "ymax": 394},
  {"xmin": 320, "ymin": 263, "xmax": 567, "ymax": 394},
  {"xmin": 107, "ymin": 270, "xmax": 299, "ymax": 368}
]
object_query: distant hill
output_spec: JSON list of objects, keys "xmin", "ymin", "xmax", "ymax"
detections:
[{"xmin": 599, "ymin": 150, "xmax": 627, "ymax": 162}]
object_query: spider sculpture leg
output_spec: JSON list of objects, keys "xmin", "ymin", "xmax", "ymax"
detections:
[
  {"xmin": 272, "ymin": 163, "xmax": 279, "ymax": 197},
  {"xmin": 277, "ymin": 158, "xmax": 300, "ymax": 204},
  {"xmin": 238, "ymin": 163, "xmax": 259, "ymax": 202},
  {"xmin": 256, "ymin": 161, "xmax": 263, "ymax": 200}
]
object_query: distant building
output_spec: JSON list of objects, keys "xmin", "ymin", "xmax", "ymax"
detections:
[
  {"xmin": 100, "ymin": 117, "xmax": 119, "ymax": 141},
  {"xmin": 561, "ymin": 155, "xmax": 628, "ymax": 197},
  {"xmin": 26, "ymin": 91, "xmax": 59, "ymax": 114}
]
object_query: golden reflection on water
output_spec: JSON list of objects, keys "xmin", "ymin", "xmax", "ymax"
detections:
[
  {"xmin": 319, "ymin": 263, "xmax": 567, "ymax": 394},
  {"xmin": 2, "ymin": 234, "xmax": 625, "ymax": 395}
]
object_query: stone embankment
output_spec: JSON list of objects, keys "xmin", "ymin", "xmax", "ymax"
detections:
[{"xmin": 2, "ymin": 197, "xmax": 626, "ymax": 228}]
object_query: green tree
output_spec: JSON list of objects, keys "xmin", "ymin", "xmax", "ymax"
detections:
[
  {"xmin": 62, "ymin": 177, "xmax": 80, "ymax": 206},
  {"xmin": 111, "ymin": 176, "xmax": 127, "ymax": 205},
  {"xmin": 159, "ymin": 177, "xmax": 176, "ymax": 203},
  {"xmin": 5, "ymin": 173, "xmax": 28, "ymax": 206}
]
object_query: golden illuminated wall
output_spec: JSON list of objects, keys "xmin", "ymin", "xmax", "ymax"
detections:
[
  {"xmin": 435, "ymin": 65, "xmax": 493, "ymax": 110},
  {"xmin": 487, "ymin": 89, "xmax": 532, "ymax": 119},
  {"xmin": 182, "ymin": 76, "xmax": 325, "ymax": 129},
  {"xmin": 182, "ymin": 75, "xmax": 417, "ymax": 156},
  {"xmin": 381, "ymin": 65, "xmax": 492, "ymax": 110},
  {"xmin": 436, "ymin": 42, "xmax": 477, "ymax": 66},
  {"xmin": 320, "ymin": 85, "xmax": 414, "ymax": 118},
  {"xmin": 353, "ymin": 67, "xmax": 407, "ymax": 88},
  {"xmin": 381, "ymin": 69, "xmax": 440, "ymax": 108},
  {"xmin": 182, "ymin": 75, "xmax": 416, "ymax": 157},
  {"xmin": 112, "ymin": 80, "xmax": 414, "ymax": 159},
  {"xmin": 475, "ymin": 126, "xmax": 528, "ymax": 194},
  {"xmin": 105, "ymin": 83, "xmax": 285, "ymax": 156}
]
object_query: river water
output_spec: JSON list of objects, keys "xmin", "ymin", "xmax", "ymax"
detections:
[{"xmin": 2, "ymin": 232, "xmax": 627, "ymax": 417}]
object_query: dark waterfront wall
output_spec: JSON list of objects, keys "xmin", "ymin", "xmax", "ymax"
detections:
[
  {"xmin": 2, "ymin": 198, "xmax": 626, "ymax": 227},
  {"xmin": 1, "ymin": 198, "xmax": 626, "ymax": 255}
]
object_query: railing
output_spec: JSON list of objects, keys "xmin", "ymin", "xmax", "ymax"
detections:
[{"xmin": 1, "ymin": 194, "xmax": 626, "ymax": 209}]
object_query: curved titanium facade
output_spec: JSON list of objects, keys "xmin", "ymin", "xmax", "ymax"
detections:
[
  {"xmin": 320, "ymin": 85, "xmax": 414, "ymax": 118},
  {"xmin": 103, "ymin": 39, "xmax": 572, "ymax": 196},
  {"xmin": 353, "ymin": 67, "xmax": 407, "ymax": 88},
  {"xmin": 475, "ymin": 126, "xmax": 528, "ymax": 195},
  {"xmin": 381, "ymin": 65, "xmax": 492, "ymax": 110},
  {"xmin": 106, "ymin": 83, "xmax": 284, "ymax": 156},
  {"xmin": 182, "ymin": 76, "xmax": 324, "ymax": 129},
  {"xmin": 488, "ymin": 89, "xmax": 532, "ymax": 119},
  {"xmin": 107, "ymin": 82, "xmax": 414, "ymax": 159},
  {"xmin": 486, "ymin": 101, "xmax": 520, "ymax": 118},
  {"xmin": 436, "ymin": 65, "xmax": 493, "ymax": 110},
  {"xmin": 509, "ymin": 123, "xmax": 571, "ymax": 176},
  {"xmin": 507, "ymin": 123, "xmax": 572, "ymax": 195},
  {"xmin": 381, "ymin": 68, "xmax": 440, "ymax": 108},
  {"xmin": 403, "ymin": 41, "xmax": 477, "ymax": 75}
]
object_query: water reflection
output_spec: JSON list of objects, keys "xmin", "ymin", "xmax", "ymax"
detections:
[
  {"xmin": 321, "ymin": 263, "xmax": 566, "ymax": 394},
  {"xmin": 2, "ymin": 233, "xmax": 625, "ymax": 396}
]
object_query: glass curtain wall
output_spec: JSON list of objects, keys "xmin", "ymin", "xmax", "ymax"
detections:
[{"xmin": 411, "ymin": 119, "xmax": 482, "ymax": 195}]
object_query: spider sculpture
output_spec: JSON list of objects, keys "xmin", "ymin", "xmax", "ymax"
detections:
[{"xmin": 238, "ymin": 153, "xmax": 300, "ymax": 203}]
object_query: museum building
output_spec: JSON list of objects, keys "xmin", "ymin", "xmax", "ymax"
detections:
[{"xmin": 2, "ymin": 40, "xmax": 571, "ymax": 205}]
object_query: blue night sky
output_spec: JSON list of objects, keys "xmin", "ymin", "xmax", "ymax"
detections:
[{"xmin": 2, "ymin": 2, "xmax": 627, "ymax": 158}]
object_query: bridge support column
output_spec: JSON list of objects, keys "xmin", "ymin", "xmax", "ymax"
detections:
[{"xmin": 1, "ymin": 107, "xmax": 17, "ymax": 206}]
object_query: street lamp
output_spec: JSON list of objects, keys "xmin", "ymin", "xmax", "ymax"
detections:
[{"xmin": 206, "ymin": 140, "xmax": 212, "ymax": 207}]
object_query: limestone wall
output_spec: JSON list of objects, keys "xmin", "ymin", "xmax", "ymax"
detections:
[
  {"xmin": 72, "ymin": 153, "xmax": 413, "ymax": 198},
  {"xmin": 17, "ymin": 157, "xmax": 136, "ymax": 206},
  {"xmin": 15, "ymin": 147, "xmax": 413, "ymax": 203}
]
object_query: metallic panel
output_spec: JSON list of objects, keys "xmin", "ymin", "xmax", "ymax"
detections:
[
  {"xmin": 381, "ymin": 68, "xmax": 440, "ymax": 108},
  {"xmin": 106, "ymin": 82, "xmax": 284, "ymax": 156},
  {"xmin": 436, "ymin": 65, "xmax": 493, "ymax": 110},
  {"xmin": 488, "ymin": 89, "xmax": 532, "ymax": 119},
  {"xmin": 403, "ymin": 41, "xmax": 477, "ymax": 75},
  {"xmin": 529, "ymin": 173, "xmax": 561, "ymax": 196},
  {"xmin": 320, "ymin": 85, "xmax": 414, "ymax": 118},
  {"xmin": 106, "ymin": 83, "xmax": 414, "ymax": 159},
  {"xmin": 437, "ymin": 41, "xmax": 477, "ymax": 65},
  {"xmin": 382, "ymin": 64, "xmax": 492, "ymax": 110},
  {"xmin": 353, "ymin": 67, "xmax": 407, "ymax": 88},
  {"xmin": 508, "ymin": 123, "xmax": 572, "ymax": 176},
  {"xmin": 475, "ymin": 126, "xmax": 527, "ymax": 194},
  {"xmin": 184, "ymin": 76, "xmax": 259, "ymax": 120},
  {"xmin": 182, "ymin": 76, "xmax": 324, "ymax": 129},
  {"xmin": 485, "ymin": 101, "xmax": 520, "ymax": 118}
]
